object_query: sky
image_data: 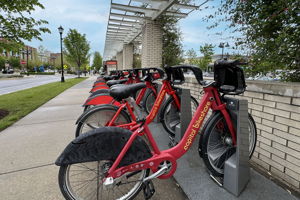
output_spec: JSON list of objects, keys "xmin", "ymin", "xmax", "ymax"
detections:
[{"xmin": 28, "ymin": 0, "xmax": 237, "ymax": 59}]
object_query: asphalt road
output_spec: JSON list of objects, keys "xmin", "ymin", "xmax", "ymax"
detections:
[{"xmin": 0, "ymin": 75, "xmax": 77, "ymax": 95}]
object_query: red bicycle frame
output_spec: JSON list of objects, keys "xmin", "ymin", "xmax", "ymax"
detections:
[
  {"xmin": 107, "ymin": 79, "xmax": 180, "ymax": 130},
  {"xmin": 106, "ymin": 85, "xmax": 236, "ymax": 180},
  {"xmin": 85, "ymin": 80, "xmax": 158, "ymax": 109}
]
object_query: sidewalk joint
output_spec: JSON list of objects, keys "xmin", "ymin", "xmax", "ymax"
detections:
[{"xmin": 0, "ymin": 163, "xmax": 55, "ymax": 176}]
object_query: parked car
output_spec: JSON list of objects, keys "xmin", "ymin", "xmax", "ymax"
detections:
[{"xmin": 2, "ymin": 68, "xmax": 14, "ymax": 74}]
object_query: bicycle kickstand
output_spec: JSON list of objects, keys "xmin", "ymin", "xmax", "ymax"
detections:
[{"xmin": 143, "ymin": 180, "xmax": 155, "ymax": 199}]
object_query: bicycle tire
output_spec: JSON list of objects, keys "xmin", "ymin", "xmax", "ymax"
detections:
[
  {"xmin": 142, "ymin": 90, "xmax": 156, "ymax": 114},
  {"xmin": 200, "ymin": 112, "xmax": 257, "ymax": 177},
  {"xmin": 76, "ymin": 105, "xmax": 131, "ymax": 137},
  {"xmin": 58, "ymin": 162, "xmax": 149, "ymax": 200},
  {"xmin": 160, "ymin": 95, "xmax": 199, "ymax": 137}
]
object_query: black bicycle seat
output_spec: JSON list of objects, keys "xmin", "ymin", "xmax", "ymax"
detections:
[
  {"xmin": 106, "ymin": 79, "xmax": 128, "ymax": 87},
  {"xmin": 110, "ymin": 83, "xmax": 146, "ymax": 101},
  {"xmin": 103, "ymin": 75, "xmax": 119, "ymax": 81}
]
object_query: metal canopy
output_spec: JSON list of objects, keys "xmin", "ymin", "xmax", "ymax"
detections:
[{"xmin": 103, "ymin": 0, "xmax": 207, "ymax": 61}]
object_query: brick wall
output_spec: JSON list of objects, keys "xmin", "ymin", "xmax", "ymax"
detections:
[{"xmin": 180, "ymin": 76, "xmax": 300, "ymax": 192}]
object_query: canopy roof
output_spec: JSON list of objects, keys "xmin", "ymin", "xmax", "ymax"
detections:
[{"xmin": 103, "ymin": 0, "xmax": 208, "ymax": 61}]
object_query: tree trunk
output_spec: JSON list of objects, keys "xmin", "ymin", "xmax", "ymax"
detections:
[{"xmin": 77, "ymin": 65, "xmax": 80, "ymax": 78}]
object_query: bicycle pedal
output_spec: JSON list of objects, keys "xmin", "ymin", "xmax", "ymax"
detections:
[{"xmin": 143, "ymin": 180, "xmax": 155, "ymax": 200}]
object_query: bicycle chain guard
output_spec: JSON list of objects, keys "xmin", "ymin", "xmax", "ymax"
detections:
[{"xmin": 156, "ymin": 159, "xmax": 177, "ymax": 179}]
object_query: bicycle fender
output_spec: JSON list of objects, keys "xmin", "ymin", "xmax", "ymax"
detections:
[
  {"xmin": 76, "ymin": 104, "xmax": 120, "ymax": 124},
  {"xmin": 83, "ymin": 94, "xmax": 121, "ymax": 107},
  {"xmin": 55, "ymin": 127, "xmax": 152, "ymax": 166},
  {"xmin": 90, "ymin": 85, "xmax": 110, "ymax": 93},
  {"xmin": 89, "ymin": 89, "xmax": 110, "ymax": 97}
]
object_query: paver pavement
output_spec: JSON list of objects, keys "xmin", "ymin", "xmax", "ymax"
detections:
[{"xmin": 0, "ymin": 77, "xmax": 187, "ymax": 200}]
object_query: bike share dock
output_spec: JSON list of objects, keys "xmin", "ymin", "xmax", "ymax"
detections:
[
  {"xmin": 0, "ymin": 77, "xmax": 298, "ymax": 199},
  {"xmin": 149, "ymin": 86, "xmax": 298, "ymax": 200},
  {"xmin": 150, "ymin": 123, "xmax": 298, "ymax": 200}
]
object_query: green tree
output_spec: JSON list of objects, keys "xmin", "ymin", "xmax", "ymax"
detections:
[
  {"xmin": 8, "ymin": 57, "xmax": 21, "ymax": 69},
  {"xmin": 207, "ymin": 0, "xmax": 300, "ymax": 81},
  {"xmin": 26, "ymin": 61, "xmax": 35, "ymax": 72},
  {"xmin": 63, "ymin": 29, "xmax": 90, "ymax": 77},
  {"xmin": 0, "ymin": 41, "xmax": 23, "ymax": 56},
  {"xmin": 159, "ymin": 0, "xmax": 194, "ymax": 67},
  {"xmin": 159, "ymin": 16, "xmax": 183, "ymax": 67},
  {"xmin": 0, "ymin": 0, "xmax": 50, "ymax": 47},
  {"xmin": 186, "ymin": 49, "xmax": 198, "ymax": 65},
  {"xmin": 0, "ymin": 56, "xmax": 6, "ymax": 70},
  {"xmin": 92, "ymin": 51, "xmax": 102, "ymax": 72},
  {"xmin": 133, "ymin": 54, "xmax": 141, "ymax": 68},
  {"xmin": 198, "ymin": 44, "xmax": 214, "ymax": 71}
]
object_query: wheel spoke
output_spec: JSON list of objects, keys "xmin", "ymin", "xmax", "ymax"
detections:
[
  {"xmin": 78, "ymin": 107, "xmax": 130, "ymax": 136},
  {"xmin": 204, "ymin": 114, "xmax": 254, "ymax": 177},
  {"xmin": 62, "ymin": 161, "xmax": 148, "ymax": 200},
  {"xmin": 73, "ymin": 163, "xmax": 98, "ymax": 174}
]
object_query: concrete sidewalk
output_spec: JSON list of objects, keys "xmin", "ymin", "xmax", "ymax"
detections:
[{"xmin": 0, "ymin": 77, "xmax": 187, "ymax": 200}]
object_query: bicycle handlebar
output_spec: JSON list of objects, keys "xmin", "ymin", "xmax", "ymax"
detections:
[
  {"xmin": 165, "ymin": 65, "xmax": 204, "ymax": 85},
  {"xmin": 215, "ymin": 59, "xmax": 248, "ymax": 66}
]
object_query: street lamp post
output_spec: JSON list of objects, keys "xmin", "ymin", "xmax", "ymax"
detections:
[
  {"xmin": 58, "ymin": 25, "xmax": 65, "ymax": 82},
  {"xmin": 26, "ymin": 46, "xmax": 29, "ymax": 76},
  {"xmin": 219, "ymin": 42, "xmax": 230, "ymax": 59}
]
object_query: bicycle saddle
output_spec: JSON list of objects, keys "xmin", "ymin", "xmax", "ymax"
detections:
[
  {"xmin": 106, "ymin": 79, "xmax": 128, "ymax": 87},
  {"xmin": 110, "ymin": 83, "xmax": 146, "ymax": 101},
  {"xmin": 103, "ymin": 75, "xmax": 118, "ymax": 81}
]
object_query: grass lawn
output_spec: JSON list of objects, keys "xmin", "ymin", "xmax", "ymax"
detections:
[{"xmin": 0, "ymin": 77, "xmax": 87, "ymax": 131}]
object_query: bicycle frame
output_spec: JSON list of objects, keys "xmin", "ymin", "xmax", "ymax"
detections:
[
  {"xmin": 106, "ymin": 85, "xmax": 236, "ymax": 180},
  {"xmin": 86, "ymin": 74, "xmax": 147, "ymax": 106},
  {"xmin": 106, "ymin": 79, "xmax": 180, "ymax": 130}
]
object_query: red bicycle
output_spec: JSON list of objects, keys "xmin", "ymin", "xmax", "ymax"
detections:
[
  {"xmin": 75, "ymin": 68, "xmax": 199, "ymax": 137},
  {"xmin": 83, "ymin": 69, "xmax": 152, "ymax": 111},
  {"xmin": 56, "ymin": 61, "xmax": 257, "ymax": 200},
  {"xmin": 83, "ymin": 70, "xmax": 139, "ymax": 111}
]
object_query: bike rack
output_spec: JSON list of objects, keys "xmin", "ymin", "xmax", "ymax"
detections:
[
  {"xmin": 174, "ymin": 94, "xmax": 250, "ymax": 196},
  {"xmin": 215, "ymin": 97, "xmax": 250, "ymax": 196},
  {"xmin": 175, "ymin": 88, "xmax": 192, "ymax": 143},
  {"xmin": 169, "ymin": 86, "xmax": 250, "ymax": 196}
]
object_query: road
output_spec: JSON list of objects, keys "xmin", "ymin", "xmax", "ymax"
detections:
[{"xmin": 0, "ymin": 75, "xmax": 77, "ymax": 95}]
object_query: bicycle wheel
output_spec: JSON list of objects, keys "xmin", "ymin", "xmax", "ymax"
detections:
[
  {"xmin": 142, "ymin": 90, "xmax": 156, "ymax": 114},
  {"xmin": 200, "ymin": 112, "xmax": 257, "ymax": 177},
  {"xmin": 59, "ymin": 161, "xmax": 149, "ymax": 200},
  {"xmin": 76, "ymin": 105, "xmax": 131, "ymax": 137},
  {"xmin": 160, "ymin": 95, "xmax": 198, "ymax": 137}
]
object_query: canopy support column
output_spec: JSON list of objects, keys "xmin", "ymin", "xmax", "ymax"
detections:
[
  {"xmin": 123, "ymin": 44, "xmax": 134, "ymax": 69},
  {"xmin": 116, "ymin": 51, "xmax": 123, "ymax": 70},
  {"xmin": 141, "ymin": 19, "xmax": 162, "ymax": 68}
]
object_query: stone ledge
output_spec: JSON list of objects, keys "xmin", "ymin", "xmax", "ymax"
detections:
[
  {"xmin": 246, "ymin": 81, "xmax": 300, "ymax": 97},
  {"xmin": 184, "ymin": 76, "xmax": 300, "ymax": 98}
]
